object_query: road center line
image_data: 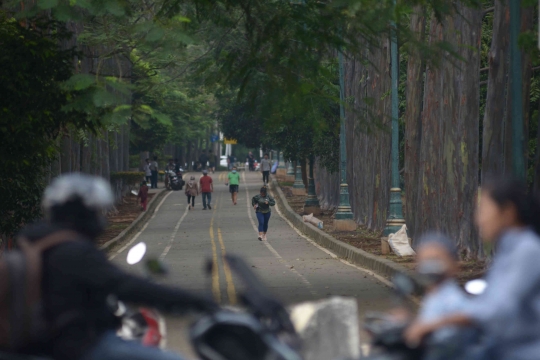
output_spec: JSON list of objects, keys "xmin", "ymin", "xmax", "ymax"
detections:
[
  {"xmin": 209, "ymin": 217, "xmax": 222, "ymax": 303},
  {"xmin": 242, "ymin": 172, "xmax": 317, "ymax": 296},
  {"xmin": 218, "ymin": 227, "xmax": 237, "ymax": 305}
]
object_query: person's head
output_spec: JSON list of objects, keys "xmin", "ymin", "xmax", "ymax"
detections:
[
  {"xmin": 260, "ymin": 187, "xmax": 267, "ymax": 196},
  {"xmin": 264, "ymin": 153, "xmax": 269, "ymax": 159},
  {"xmin": 42, "ymin": 173, "xmax": 114, "ymax": 239},
  {"xmin": 476, "ymin": 177, "xmax": 540, "ymax": 242},
  {"xmin": 153, "ymin": 156, "xmax": 157, "ymax": 161},
  {"xmin": 141, "ymin": 180, "xmax": 147, "ymax": 187},
  {"xmin": 146, "ymin": 158, "xmax": 150, "ymax": 163},
  {"xmin": 202, "ymin": 170, "xmax": 208, "ymax": 176},
  {"xmin": 232, "ymin": 166, "xmax": 237, "ymax": 173},
  {"xmin": 416, "ymin": 233, "xmax": 459, "ymax": 288}
]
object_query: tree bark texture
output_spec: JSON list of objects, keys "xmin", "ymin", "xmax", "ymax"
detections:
[
  {"xmin": 314, "ymin": 159, "xmax": 340, "ymax": 210},
  {"xmin": 415, "ymin": 4, "xmax": 481, "ymax": 256},
  {"xmin": 404, "ymin": 6, "xmax": 426, "ymax": 236},
  {"xmin": 482, "ymin": 1, "xmax": 532, "ymax": 181},
  {"xmin": 343, "ymin": 39, "xmax": 391, "ymax": 230}
]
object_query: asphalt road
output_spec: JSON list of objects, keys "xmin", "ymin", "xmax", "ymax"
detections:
[{"xmin": 110, "ymin": 171, "xmax": 397, "ymax": 358}]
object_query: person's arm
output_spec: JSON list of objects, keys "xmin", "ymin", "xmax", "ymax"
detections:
[
  {"xmin": 268, "ymin": 195, "xmax": 276, "ymax": 206},
  {"xmin": 53, "ymin": 243, "xmax": 217, "ymax": 313},
  {"xmin": 210, "ymin": 178, "xmax": 213, "ymax": 192},
  {"xmin": 404, "ymin": 314, "xmax": 473, "ymax": 347},
  {"xmin": 252, "ymin": 195, "xmax": 257, "ymax": 208}
]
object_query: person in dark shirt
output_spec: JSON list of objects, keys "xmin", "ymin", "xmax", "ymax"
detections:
[{"xmin": 19, "ymin": 173, "xmax": 216, "ymax": 360}]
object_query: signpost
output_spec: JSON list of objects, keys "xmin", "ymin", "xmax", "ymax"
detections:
[{"xmin": 224, "ymin": 138, "xmax": 238, "ymax": 145}]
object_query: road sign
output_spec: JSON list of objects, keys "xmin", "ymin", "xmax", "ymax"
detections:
[
  {"xmin": 210, "ymin": 134, "xmax": 219, "ymax": 143},
  {"xmin": 224, "ymin": 138, "xmax": 237, "ymax": 144}
]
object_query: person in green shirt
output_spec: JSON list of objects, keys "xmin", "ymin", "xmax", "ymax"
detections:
[
  {"xmin": 251, "ymin": 187, "xmax": 276, "ymax": 241},
  {"xmin": 226, "ymin": 166, "xmax": 241, "ymax": 205}
]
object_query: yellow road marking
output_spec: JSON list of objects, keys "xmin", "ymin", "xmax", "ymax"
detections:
[
  {"xmin": 209, "ymin": 217, "xmax": 221, "ymax": 303},
  {"xmin": 218, "ymin": 228, "xmax": 237, "ymax": 305}
]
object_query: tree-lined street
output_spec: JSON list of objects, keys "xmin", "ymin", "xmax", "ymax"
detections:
[{"xmin": 110, "ymin": 171, "xmax": 396, "ymax": 355}]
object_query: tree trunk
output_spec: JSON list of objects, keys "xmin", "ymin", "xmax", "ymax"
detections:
[
  {"xmin": 314, "ymin": 159, "xmax": 340, "ymax": 210},
  {"xmin": 60, "ymin": 135, "xmax": 71, "ymax": 174},
  {"xmin": 101, "ymin": 130, "xmax": 110, "ymax": 179},
  {"xmin": 417, "ymin": 3, "xmax": 481, "ymax": 257},
  {"xmin": 404, "ymin": 6, "xmax": 426, "ymax": 238},
  {"xmin": 301, "ymin": 159, "xmax": 308, "ymax": 189},
  {"xmin": 123, "ymin": 122, "xmax": 130, "ymax": 171},
  {"xmin": 344, "ymin": 38, "xmax": 392, "ymax": 230}
]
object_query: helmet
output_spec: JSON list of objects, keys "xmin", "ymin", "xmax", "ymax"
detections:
[{"xmin": 43, "ymin": 173, "xmax": 114, "ymax": 238}]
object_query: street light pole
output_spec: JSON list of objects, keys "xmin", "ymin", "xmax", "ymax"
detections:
[
  {"xmin": 304, "ymin": 154, "xmax": 320, "ymax": 211},
  {"xmin": 383, "ymin": 0, "xmax": 406, "ymax": 236},
  {"xmin": 334, "ymin": 50, "xmax": 354, "ymax": 227},
  {"xmin": 510, "ymin": 0, "xmax": 525, "ymax": 180}
]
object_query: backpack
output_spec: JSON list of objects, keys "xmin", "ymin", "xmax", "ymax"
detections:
[{"xmin": 0, "ymin": 230, "xmax": 78, "ymax": 350}]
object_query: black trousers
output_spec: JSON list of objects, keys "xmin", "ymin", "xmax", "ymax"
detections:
[
  {"xmin": 187, "ymin": 195, "xmax": 195, "ymax": 206},
  {"xmin": 262, "ymin": 171, "xmax": 270, "ymax": 184}
]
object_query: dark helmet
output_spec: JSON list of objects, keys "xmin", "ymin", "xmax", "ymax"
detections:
[{"xmin": 42, "ymin": 173, "xmax": 114, "ymax": 238}]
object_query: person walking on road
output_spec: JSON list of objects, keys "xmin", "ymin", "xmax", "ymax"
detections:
[
  {"xmin": 199, "ymin": 151, "xmax": 208, "ymax": 171},
  {"xmin": 226, "ymin": 166, "xmax": 240, "ymax": 205},
  {"xmin": 137, "ymin": 180, "xmax": 149, "ymax": 211},
  {"xmin": 252, "ymin": 187, "xmax": 275, "ymax": 241},
  {"xmin": 144, "ymin": 158, "xmax": 152, "ymax": 184},
  {"xmin": 185, "ymin": 176, "xmax": 199, "ymax": 210},
  {"xmin": 260, "ymin": 153, "xmax": 272, "ymax": 185},
  {"xmin": 150, "ymin": 156, "xmax": 159, "ymax": 189},
  {"xmin": 200, "ymin": 170, "xmax": 213, "ymax": 210}
]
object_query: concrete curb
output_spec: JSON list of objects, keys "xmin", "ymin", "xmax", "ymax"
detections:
[
  {"xmin": 270, "ymin": 178, "xmax": 412, "ymax": 279},
  {"xmin": 100, "ymin": 188, "xmax": 167, "ymax": 252}
]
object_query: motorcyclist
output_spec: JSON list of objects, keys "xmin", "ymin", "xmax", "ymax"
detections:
[
  {"xmin": 405, "ymin": 177, "xmax": 540, "ymax": 360},
  {"xmin": 18, "ymin": 173, "xmax": 216, "ymax": 360},
  {"xmin": 165, "ymin": 159, "xmax": 176, "ymax": 189}
]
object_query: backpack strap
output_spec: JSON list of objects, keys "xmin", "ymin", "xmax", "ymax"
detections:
[{"xmin": 24, "ymin": 230, "xmax": 80, "ymax": 253}]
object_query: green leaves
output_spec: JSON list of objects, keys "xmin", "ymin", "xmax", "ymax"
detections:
[{"xmin": 37, "ymin": 0, "xmax": 59, "ymax": 9}]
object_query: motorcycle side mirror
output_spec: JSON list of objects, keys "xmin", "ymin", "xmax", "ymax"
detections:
[
  {"xmin": 392, "ymin": 273, "xmax": 415, "ymax": 297},
  {"xmin": 126, "ymin": 242, "xmax": 147, "ymax": 265},
  {"xmin": 145, "ymin": 258, "xmax": 168, "ymax": 276},
  {"xmin": 464, "ymin": 279, "xmax": 487, "ymax": 295}
]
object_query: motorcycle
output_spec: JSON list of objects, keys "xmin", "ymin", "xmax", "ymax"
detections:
[{"xmin": 166, "ymin": 169, "xmax": 184, "ymax": 191}]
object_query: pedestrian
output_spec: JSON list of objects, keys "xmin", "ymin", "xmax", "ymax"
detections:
[
  {"xmin": 405, "ymin": 177, "xmax": 540, "ymax": 360},
  {"xmin": 185, "ymin": 176, "xmax": 199, "ymax": 210},
  {"xmin": 247, "ymin": 151, "xmax": 255, "ymax": 171},
  {"xmin": 165, "ymin": 159, "xmax": 175, "ymax": 189},
  {"xmin": 228, "ymin": 154, "xmax": 235, "ymax": 171},
  {"xmin": 226, "ymin": 166, "xmax": 240, "ymax": 205},
  {"xmin": 199, "ymin": 151, "xmax": 208, "ymax": 171},
  {"xmin": 260, "ymin": 153, "xmax": 272, "ymax": 185},
  {"xmin": 150, "ymin": 156, "xmax": 159, "ymax": 189},
  {"xmin": 252, "ymin": 187, "xmax": 275, "ymax": 241},
  {"xmin": 208, "ymin": 150, "xmax": 216, "ymax": 173},
  {"xmin": 137, "ymin": 180, "xmax": 149, "ymax": 211},
  {"xmin": 144, "ymin": 158, "xmax": 152, "ymax": 183},
  {"xmin": 199, "ymin": 170, "xmax": 213, "ymax": 210}
]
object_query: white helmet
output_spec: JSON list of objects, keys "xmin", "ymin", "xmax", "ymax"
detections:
[{"xmin": 43, "ymin": 173, "xmax": 114, "ymax": 213}]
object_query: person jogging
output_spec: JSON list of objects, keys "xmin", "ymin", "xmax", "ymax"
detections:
[
  {"xmin": 184, "ymin": 176, "xmax": 199, "ymax": 210},
  {"xmin": 226, "ymin": 166, "xmax": 240, "ymax": 205},
  {"xmin": 199, "ymin": 170, "xmax": 213, "ymax": 210},
  {"xmin": 260, "ymin": 153, "xmax": 272, "ymax": 185},
  {"xmin": 252, "ymin": 187, "xmax": 275, "ymax": 241}
]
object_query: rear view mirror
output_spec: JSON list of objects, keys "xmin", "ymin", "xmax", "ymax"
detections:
[{"xmin": 392, "ymin": 273, "xmax": 415, "ymax": 297}]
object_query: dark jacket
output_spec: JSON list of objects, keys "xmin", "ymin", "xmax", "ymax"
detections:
[
  {"xmin": 18, "ymin": 222, "xmax": 214, "ymax": 360},
  {"xmin": 251, "ymin": 194, "xmax": 276, "ymax": 214}
]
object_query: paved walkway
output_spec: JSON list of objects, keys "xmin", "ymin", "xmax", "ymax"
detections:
[{"xmin": 110, "ymin": 171, "xmax": 396, "ymax": 357}]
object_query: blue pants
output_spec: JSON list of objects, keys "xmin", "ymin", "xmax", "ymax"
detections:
[
  {"xmin": 202, "ymin": 192, "xmax": 212, "ymax": 208},
  {"xmin": 256, "ymin": 212, "xmax": 271, "ymax": 232},
  {"xmin": 80, "ymin": 331, "xmax": 185, "ymax": 360}
]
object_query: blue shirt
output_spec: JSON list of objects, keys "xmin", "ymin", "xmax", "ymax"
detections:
[
  {"xmin": 419, "ymin": 280, "xmax": 471, "ymax": 343},
  {"xmin": 464, "ymin": 228, "xmax": 540, "ymax": 360}
]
